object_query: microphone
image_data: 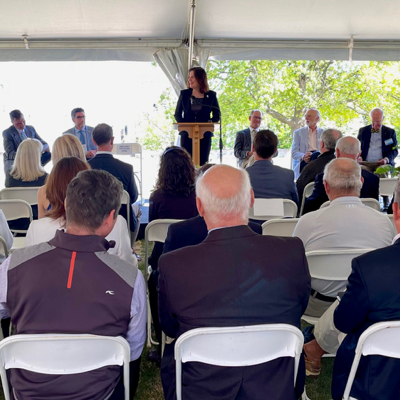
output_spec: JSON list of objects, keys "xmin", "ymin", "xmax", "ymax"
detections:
[{"xmin": 190, "ymin": 96, "xmax": 198, "ymax": 106}]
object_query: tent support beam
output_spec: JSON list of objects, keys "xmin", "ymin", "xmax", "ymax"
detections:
[{"xmin": 188, "ymin": 0, "xmax": 196, "ymax": 70}]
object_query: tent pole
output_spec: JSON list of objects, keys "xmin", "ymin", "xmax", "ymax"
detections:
[{"xmin": 188, "ymin": 0, "xmax": 196, "ymax": 71}]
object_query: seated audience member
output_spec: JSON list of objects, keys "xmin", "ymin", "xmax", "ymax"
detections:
[
  {"xmin": 296, "ymin": 128, "xmax": 342, "ymax": 202},
  {"xmin": 159, "ymin": 165, "xmax": 310, "ymax": 400},
  {"xmin": 0, "ymin": 169, "xmax": 146, "ymax": 399},
  {"xmin": 303, "ymin": 136, "xmax": 379, "ymax": 214},
  {"xmin": 293, "ymin": 158, "xmax": 394, "ymax": 320},
  {"xmin": 89, "ymin": 123, "xmax": 139, "ymax": 236},
  {"xmin": 246, "ymin": 129, "xmax": 299, "ymax": 206},
  {"xmin": 26, "ymin": 157, "xmax": 136, "ymax": 266},
  {"xmin": 37, "ymin": 134, "xmax": 87, "ymax": 218},
  {"xmin": 330, "ymin": 180, "xmax": 400, "ymax": 399},
  {"xmin": 5, "ymin": 139, "xmax": 48, "ymax": 188},
  {"xmin": 163, "ymin": 164, "xmax": 262, "ymax": 254},
  {"xmin": 148, "ymin": 146, "xmax": 198, "ymax": 363},
  {"xmin": 2, "ymin": 109, "xmax": 51, "ymax": 172}
]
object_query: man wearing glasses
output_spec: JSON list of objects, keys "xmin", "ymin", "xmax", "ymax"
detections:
[
  {"xmin": 63, "ymin": 107, "xmax": 97, "ymax": 159},
  {"xmin": 234, "ymin": 109, "xmax": 263, "ymax": 168}
]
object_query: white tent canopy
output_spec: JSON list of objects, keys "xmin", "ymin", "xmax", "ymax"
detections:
[{"xmin": 1, "ymin": 0, "xmax": 400, "ymax": 62}]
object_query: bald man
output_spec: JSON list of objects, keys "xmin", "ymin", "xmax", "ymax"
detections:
[
  {"xmin": 303, "ymin": 136, "xmax": 379, "ymax": 214},
  {"xmin": 158, "ymin": 165, "xmax": 310, "ymax": 400}
]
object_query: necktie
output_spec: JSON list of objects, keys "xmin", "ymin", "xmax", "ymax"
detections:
[
  {"xmin": 20, "ymin": 130, "xmax": 27, "ymax": 140},
  {"xmin": 78, "ymin": 130, "xmax": 86, "ymax": 145}
]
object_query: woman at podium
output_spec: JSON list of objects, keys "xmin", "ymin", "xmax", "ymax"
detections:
[{"xmin": 174, "ymin": 66, "xmax": 220, "ymax": 165}]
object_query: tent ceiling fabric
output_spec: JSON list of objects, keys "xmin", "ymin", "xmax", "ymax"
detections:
[{"xmin": 1, "ymin": 0, "xmax": 400, "ymax": 61}]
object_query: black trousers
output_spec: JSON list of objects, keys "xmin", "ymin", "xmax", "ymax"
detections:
[{"xmin": 179, "ymin": 131, "xmax": 213, "ymax": 166}]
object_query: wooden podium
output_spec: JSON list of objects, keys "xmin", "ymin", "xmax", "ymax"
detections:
[{"xmin": 175, "ymin": 122, "xmax": 216, "ymax": 166}]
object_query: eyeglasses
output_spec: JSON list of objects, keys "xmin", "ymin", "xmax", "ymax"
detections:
[
  {"xmin": 75, "ymin": 116, "xmax": 85, "ymax": 119},
  {"xmin": 252, "ymin": 116, "xmax": 262, "ymax": 120}
]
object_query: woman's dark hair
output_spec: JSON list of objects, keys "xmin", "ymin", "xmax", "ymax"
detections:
[
  {"xmin": 45, "ymin": 157, "xmax": 90, "ymax": 224},
  {"xmin": 155, "ymin": 146, "xmax": 196, "ymax": 197},
  {"xmin": 188, "ymin": 67, "xmax": 209, "ymax": 93}
]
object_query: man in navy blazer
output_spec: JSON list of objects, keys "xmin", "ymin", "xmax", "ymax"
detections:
[
  {"xmin": 233, "ymin": 110, "xmax": 263, "ymax": 167},
  {"xmin": 303, "ymin": 136, "xmax": 379, "ymax": 214},
  {"xmin": 357, "ymin": 108, "xmax": 398, "ymax": 170},
  {"xmin": 159, "ymin": 165, "xmax": 310, "ymax": 400},
  {"xmin": 2, "ymin": 109, "xmax": 51, "ymax": 171},
  {"xmin": 331, "ymin": 179, "xmax": 400, "ymax": 399},
  {"xmin": 246, "ymin": 129, "xmax": 299, "ymax": 206},
  {"xmin": 89, "ymin": 123, "xmax": 138, "ymax": 232}
]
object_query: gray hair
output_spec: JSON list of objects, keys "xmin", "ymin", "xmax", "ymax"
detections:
[
  {"xmin": 306, "ymin": 108, "xmax": 321, "ymax": 120},
  {"xmin": 196, "ymin": 165, "xmax": 251, "ymax": 224},
  {"xmin": 250, "ymin": 109, "xmax": 263, "ymax": 118},
  {"xmin": 324, "ymin": 158, "xmax": 362, "ymax": 195},
  {"xmin": 336, "ymin": 136, "xmax": 360, "ymax": 155},
  {"xmin": 321, "ymin": 129, "xmax": 343, "ymax": 151},
  {"xmin": 370, "ymin": 108, "xmax": 384, "ymax": 118},
  {"xmin": 71, "ymin": 107, "xmax": 84, "ymax": 119},
  {"xmin": 393, "ymin": 179, "xmax": 400, "ymax": 205}
]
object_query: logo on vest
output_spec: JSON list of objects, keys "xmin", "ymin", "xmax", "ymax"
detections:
[{"xmin": 105, "ymin": 290, "xmax": 115, "ymax": 295}]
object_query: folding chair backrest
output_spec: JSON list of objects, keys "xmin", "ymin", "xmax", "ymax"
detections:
[
  {"xmin": 0, "ymin": 187, "xmax": 41, "ymax": 206},
  {"xmin": 249, "ymin": 199, "xmax": 298, "ymax": 221},
  {"xmin": 0, "ymin": 199, "xmax": 33, "ymax": 234},
  {"xmin": 320, "ymin": 198, "xmax": 381, "ymax": 212},
  {"xmin": 120, "ymin": 189, "xmax": 131, "ymax": 229},
  {"xmin": 387, "ymin": 214, "xmax": 396, "ymax": 232},
  {"xmin": 299, "ymin": 182, "xmax": 314, "ymax": 216},
  {"xmin": 174, "ymin": 324, "xmax": 303, "ymax": 400},
  {"xmin": 0, "ymin": 334, "xmax": 130, "ymax": 400},
  {"xmin": 379, "ymin": 177, "xmax": 398, "ymax": 197},
  {"xmin": 342, "ymin": 321, "xmax": 400, "ymax": 400},
  {"xmin": 262, "ymin": 218, "xmax": 299, "ymax": 236},
  {"xmin": 306, "ymin": 249, "xmax": 375, "ymax": 281}
]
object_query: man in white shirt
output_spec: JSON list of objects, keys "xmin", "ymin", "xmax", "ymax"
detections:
[
  {"xmin": 234, "ymin": 109, "xmax": 263, "ymax": 167},
  {"xmin": 293, "ymin": 158, "xmax": 394, "ymax": 318},
  {"xmin": 291, "ymin": 108, "xmax": 324, "ymax": 180}
]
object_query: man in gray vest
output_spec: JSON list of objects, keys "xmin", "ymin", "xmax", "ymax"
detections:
[{"xmin": 0, "ymin": 170, "xmax": 146, "ymax": 400}]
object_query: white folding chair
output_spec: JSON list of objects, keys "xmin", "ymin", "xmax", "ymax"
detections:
[
  {"xmin": 320, "ymin": 198, "xmax": 381, "ymax": 212},
  {"xmin": 0, "ymin": 199, "xmax": 32, "ymax": 250},
  {"xmin": 112, "ymin": 142, "xmax": 143, "ymax": 205},
  {"xmin": 299, "ymin": 181, "xmax": 315, "ymax": 216},
  {"xmin": 0, "ymin": 236, "xmax": 9, "ymax": 260},
  {"xmin": 379, "ymin": 177, "xmax": 397, "ymax": 197},
  {"xmin": 174, "ymin": 324, "xmax": 304, "ymax": 400},
  {"xmin": 0, "ymin": 334, "xmax": 130, "ymax": 400},
  {"xmin": 145, "ymin": 219, "xmax": 182, "ymax": 347},
  {"xmin": 249, "ymin": 199, "xmax": 298, "ymax": 221},
  {"xmin": 342, "ymin": 321, "xmax": 400, "ymax": 400},
  {"xmin": 302, "ymin": 249, "xmax": 375, "ymax": 325},
  {"xmin": 262, "ymin": 218, "xmax": 299, "ymax": 236},
  {"xmin": 0, "ymin": 187, "xmax": 41, "ymax": 206}
]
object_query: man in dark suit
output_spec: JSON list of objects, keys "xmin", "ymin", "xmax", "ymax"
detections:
[
  {"xmin": 246, "ymin": 129, "xmax": 299, "ymax": 206},
  {"xmin": 89, "ymin": 123, "xmax": 138, "ymax": 233},
  {"xmin": 2, "ymin": 109, "xmax": 51, "ymax": 172},
  {"xmin": 233, "ymin": 110, "xmax": 262, "ymax": 167},
  {"xmin": 296, "ymin": 128, "xmax": 342, "ymax": 202},
  {"xmin": 303, "ymin": 136, "xmax": 379, "ymax": 214},
  {"xmin": 331, "ymin": 179, "xmax": 400, "ymax": 399},
  {"xmin": 159, "ymin": 164, "xmax": 310, "ymax": 400},
  {"xmin": 357, "ymin": 107, "xmax": 398, "ymax": 171}
]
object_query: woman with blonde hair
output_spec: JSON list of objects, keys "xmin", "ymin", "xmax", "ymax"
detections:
[
  {"xmin": 37, "ymin": 134, "xmax": 87, "ymax": 218},
  {"xmin": 52, "ymin": 134, "xmax": 86, "ymax": 165},
  {"xmin": 27, "ymin": 157, "xmax": 136, "ymax": 266},
  {"xmin": 5, "ymin": 139, "xmax": 47, "ymax": 187}
]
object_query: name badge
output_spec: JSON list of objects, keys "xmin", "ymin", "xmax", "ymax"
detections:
[{"xmin": 385, "ymin": 138, "xmax": 394, "ymax": 146}]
